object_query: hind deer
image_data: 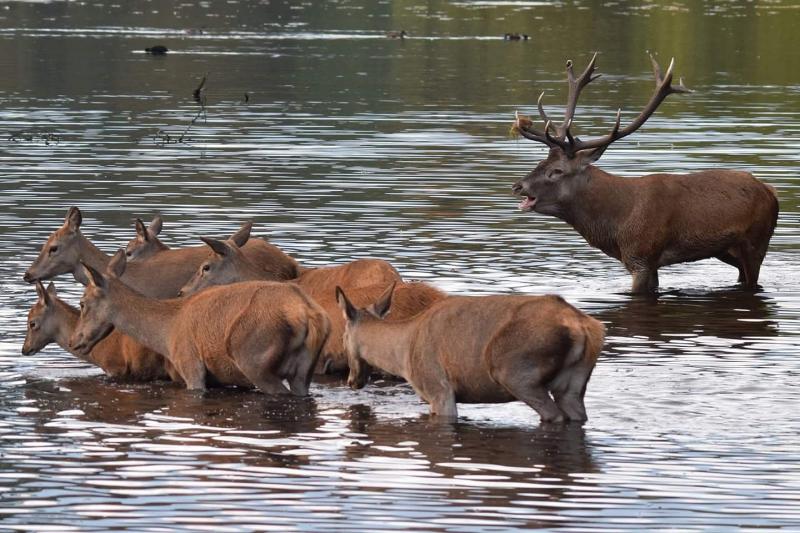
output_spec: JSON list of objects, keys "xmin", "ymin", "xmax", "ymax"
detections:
[
  {"xmin": 22, "ymin": 281, "xmax": 177, "ymax": 382},
  {"xmin": 23, "ymin": 207, "xmax": 300, "ymax": 297},
  {"xmin": 177, "ymin": 235, "xmax": 409, "ymax": 373},
  {"xmin": 337, "ymin": 283, "xmax": 604, "ymax": 424},
  {"xmin": 69, "ymin": 250, "xmax": 330, "ymax": 395},
  {"xmin": 511, "ymin": 53, "xmax": 779, "ymax": 293},
  {"xmin": 125, "ymin": 215, "xmax": 168, "ymax": 260}
]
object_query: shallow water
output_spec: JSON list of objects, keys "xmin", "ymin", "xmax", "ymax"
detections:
[{"xmin": 1, "ymin": 0, "xmax": 799, "ymax": 530}]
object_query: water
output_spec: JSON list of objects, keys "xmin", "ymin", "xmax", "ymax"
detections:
[{"xmin": 1, "ymin": 0, "xmax": 799, "ymax": 530}]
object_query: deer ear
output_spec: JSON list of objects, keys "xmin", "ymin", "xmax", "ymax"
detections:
[
  {"xmin": 82, "ymin": 262, "xmax": 107, "ymax": 289},
  {"xmin": 150, "ymin": 215, "xmax": 163, "ymax": 236},
  {"xmin": 230, "ymin": 222, "xmax": 252, "ymax": 248},
  {"xmin": 369, "ymin": 282, "xmax": 395, "ymax": 319},
  {"xmin": 135, "ymin": 218, "xmax": 149, "ymax": 241},
  {"xmin": 35, "ymin": 281, "xmax": 52, "ymax": 306},
  {"xmin": 64, "ymin": 206, "xmax": 82, "ymax": 232},
  {"xmin": 583, "ymin": 145, "xmax": 608, "ymax": 164},
  {"xmin": 107, "ymin": 249, "xmax": 127, "ymax": 278},
  {"xmin": 200, "ymin": 236, "xmax": 233, "ymax": 256},
  {"xmin": 46, "ymin": 282, "xmax": 58, "ymax": 299},
  {"xmin": 336, "ymin": 286, "xmax": 358, "ymax": 322}
]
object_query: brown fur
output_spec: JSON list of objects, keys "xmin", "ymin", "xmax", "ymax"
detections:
[
  {"xmin": 515, "ymin": 160, "xmax": 778, "ymax": 293},
  {"xmin": 70, "ymin": 251, "xmax": 329, "ymax": 395},
  {"xmin": 512, "ymin": 55, "xmax": 779, "ymax": 293},
  {"xmin": 22, "ymin": 282, "xmax": 177, "ymax": 382},
  {"xmin": 125, "ymin": 216, "xmax": 168, "ymax": 261},
  {"xmin": 23, "ymin": 207, "xmax": 300, "ymax": 297},
  {"xmin": 314, "ymin": 281, "xmax": 446, "ymax": 373},
  {"xmin": 338, "ymin": 285, "xmax": 604, "ymax": 424},
  {"xmin": 178, "ymin": 236, "xmax": 404, "ymax": 373}
]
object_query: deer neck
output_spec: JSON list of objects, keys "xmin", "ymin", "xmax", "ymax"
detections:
[
  {"xmin": 355, "ymin": 318, "xmax": 418, "ymax": 379},
  {"xmin": 561, "ymin": 166, "xmax": 634, "ymax": 259},
  {"xmin": 74, "ymin": 235, "xmax": 110, "ymax": 284},
  {"xmin": 52, "ymin": 300, "xmax": 93, "ymax": 363},
  {"xmin": 106, "ymin": 280, "xmax": 180, "ymax": 357}
]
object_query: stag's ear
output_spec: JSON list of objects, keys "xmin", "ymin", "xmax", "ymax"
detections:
[
  {"xmin": 149, "ymin": 215, "xmax": 163, "ymax": 236},
  {"xmin": 134, "ymin": 218, "xmax": 149, "ymax": 241},
  {"xmin": 368, "ymin": 282, "xmax": 395, "ymax": 319},
  {"xmin": 35, "ymin": 281, "xmax": 52, "ymax": 306},
  {"xmin": 82, "ymin": 262, "xmax": 107, "ymax": 289},
  {"xmin": 583, "ymin": 145, "xmax": 608, "ymax": 164},
  {"xmin": 200, "ymin": 236, "xmax": 234, "ymax": 257},
  {"xmin": 107, "ymin": 249, "xmax": 127, "ymax": 278},
  {"xmin": 230, "ymin": 222, "xmax": 252, "ymax": 248},
  {"xmin": 336, "ymin": 286, "xmax": 358, "ymax": 322},
  {"xmin": 64, "ymin": 206, "xmax": 82, "ymax": 232},
  {"xmin": 46, "ymin": 282, "xmax": 58, "ymax": 299}
]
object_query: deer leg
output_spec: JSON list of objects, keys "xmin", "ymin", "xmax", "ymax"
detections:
[
  {"xmin": 630, "ymin": 268, "xmax": 658, "ymax": 293},
  {"xmin": 287, "ymin": 347, "xmax": 315, "ymax": 397},
  {"xmin": 428, "ymin": 388, "xmax": 458, "ymax": 420},
  {"xmin": 738, "ymin": 243, "xmax": 761, "ymax": 290},
  {"xmin": 550, "ymin": 363, "xmax": 594, "ymax": 423},
  {"xmin": 233, "ymin": 344, "xmax": 292, "ymax": 396},
  {"xmin": 173, "ymin": 354, "xmax": 207, "ymax": 391},
  {"xmin": 717, "ymin": 251, "xmax": 746, "ymax": 283},
  {"xmin": 491, "ymin": 362, "xmax": 565, "ymax": 424}
]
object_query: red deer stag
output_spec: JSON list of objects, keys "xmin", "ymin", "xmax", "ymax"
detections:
[
  {"xmin": 337, "ymin": 283, "xmax": 604, "ymax": 424},
  {"xmin": 69, "ymin": 250, "xmax": 330, "ymax": 395},
  {"xmin": 511, "ymin": 53, "xmax": 778, "ymax": 293},
  {"xmin": 178, "ymin": 235, "xmax": 408, "ymax": 373},
  {"xmin": 22, "ymin": 281, "xmax": 177, "ymax": 382},
  {"xmin": 23, "ymin": 207, "xmax": 299, "ymax": 297}
]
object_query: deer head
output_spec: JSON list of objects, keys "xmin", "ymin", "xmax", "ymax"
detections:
[
  {"xmin": 125, "ymin": 215, "xmax": 165, "ymax": 260},
  {"xmin": 24, "ymin": 207, "xmax": 85, "ymax": 283},
  {"xmin": 336, "ymin": 283, "xmax": 395, "ymax": 389},
  {"xmin": 70, "ymin": 250, "xmax": 127, "ymax": 355},
  {"xmin": 22, "ymin": 281, "xmax": 60, "ymax": 355},
  {"xmin": 177, "ymin": 223, "xmax": 255, "ymax": 296},
  {"xmin": 511, "ymin": 53, "xmax": 690, "ymax": 217}
]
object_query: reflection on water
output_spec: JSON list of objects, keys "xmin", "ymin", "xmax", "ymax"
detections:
[{"xmin": 1, "ymin": 0, "xmax": 800, "ymax": 530}]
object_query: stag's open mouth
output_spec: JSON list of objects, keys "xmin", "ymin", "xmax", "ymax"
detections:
[{"xmin": 518, "ymin": 195, "xmax": 537, "ymax": 212}]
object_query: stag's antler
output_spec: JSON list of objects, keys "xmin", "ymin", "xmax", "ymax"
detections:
[{"xmin": 512, "ymin": 52, "xmax": 690, "ymax": 158}]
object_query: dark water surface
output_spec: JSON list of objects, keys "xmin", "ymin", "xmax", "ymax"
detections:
[{"xmin": 1, "ymin": 1, "xmax": 799, "ymax": 530}]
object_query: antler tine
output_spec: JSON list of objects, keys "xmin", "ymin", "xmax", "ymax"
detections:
[
  {"xmin": 513, "ymin": 111, "xmax": 558, "ymax": 147},
  {"xmin": 569, "ymin": 53, "xmax": 690, "ymax": 155},
  {"xmin": 537, "ymin": 92, "xmax": 551, "ymax": 124},
  {"xmin": 559, "ymin": 52, "xmax": 600, "ymax": 137}
]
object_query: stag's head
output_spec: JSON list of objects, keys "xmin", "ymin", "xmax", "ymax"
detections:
[
  {"xmin": 511, "ymin": 53, "xmax": 689, "ymax": 217},
  {"xmin": 336, "ymin": 282, "xmax": 395, "ymax": 390},
  {"xmin": 22, "ymin": 282, "xmax": 60, "ymax": 355},
  {"xmin": 70, "ymin": 250, "xmax": 127, "ymax": 355},
  {"xmin": 24, "ymin": 207, "xmax": 85, "ymax": 283},
  {"xmin": 125, "ymin": 215, "xmax": 166, "ymax": 261}
]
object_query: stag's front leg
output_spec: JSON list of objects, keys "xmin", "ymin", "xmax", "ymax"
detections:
[{"xmin": 626, "ymin": 259, "xmax": 659, "ymax": 293}]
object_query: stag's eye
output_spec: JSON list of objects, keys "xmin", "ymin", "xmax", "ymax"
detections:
[
  {"xmin": 548, "ymin": 168, "xmax": 564, "ymax": 179},
  {"xmin": 49, "ymin": 246, "xmax": 59, "ymax": 255},
  {"xmin": 29, "ymin": 321, "xmax": 37, "ymax": 329},
  {"xmin": 202, "ymin": 264, "xmax": 210, "ymax": 272}
]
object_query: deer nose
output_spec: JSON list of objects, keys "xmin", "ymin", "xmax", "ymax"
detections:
[
  {"xmin": 177, "ymin": 289, "xmax": 184, "ymax": 297},
  {"xmin": 23, "ymin": 271, "xmax": 34, "ymax": 283},
  {"xmin": 511, "ymin": 182, "xmax": 523, "ymax": 194}
]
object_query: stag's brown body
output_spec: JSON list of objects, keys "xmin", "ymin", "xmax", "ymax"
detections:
[
  {"xmin": 338, "ymin": 285, "xmax": 604, "ymax": 423},
  {"xmin": 71, "ymin": 252, "xmax": 330, "ymax": 395},
  {"xmin": 511, "ymin": 54, "xmax": 778, "ymax": 292},
  {"xmin": 178, "ymin": 236, "xmax": 403, "ymax": 373},
  {"xmin": 23, "ymin": 207, "xmax": 299, "ymax": 297},
  {"xmin": 22, "ymin": 282, "xmax": 176, "ymax": 382}
]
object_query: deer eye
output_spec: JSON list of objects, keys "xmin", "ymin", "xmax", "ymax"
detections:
[
  {"xmin": 29, "ymin": 321, "xmax": 37, "ymax": 329},
  {"xmin": 126, "ymin": 251, "xmax": 133, "ymax": 257},
  {"xmin": 49, "ymin": 246, "xmax": 59, "ymax": 255},
  {"xmin": 202, "ymin": 264, "xmax": 210, "ymax": 272},
  {"xmin": 79, "ymin": 301, "xmax": 84, "ymax": 310}
]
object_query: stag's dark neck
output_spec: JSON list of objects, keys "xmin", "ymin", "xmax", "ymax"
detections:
[{"xmin": 560, "ymin": 165, "xmax": 634, "ymax": 260}]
